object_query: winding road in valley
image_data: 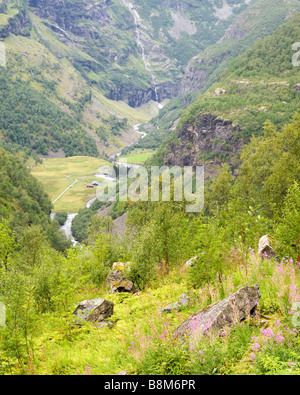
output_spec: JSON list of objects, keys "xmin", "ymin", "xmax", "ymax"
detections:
[{"xmin": 52, "ymin": 179, "xmax": 78, "ymax": 205}]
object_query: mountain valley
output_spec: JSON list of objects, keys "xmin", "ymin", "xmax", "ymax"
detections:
[{"xmin": 0, "ymin": 0, "xmax": 300, "ymax": 377}]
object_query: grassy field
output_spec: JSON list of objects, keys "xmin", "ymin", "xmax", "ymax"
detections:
[
  {"xmin": 119, "ymin": 149, "xmax": 155, "ymax": 164},
  {"xmin": 31, "ymin": 156, "xmax": 112, "ymax": 212}
]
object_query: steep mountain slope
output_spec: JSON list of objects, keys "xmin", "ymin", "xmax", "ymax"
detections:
[
  {"xmin": 0, "ymin": 0, "xmax": 151, "ymax": 157},
  {"xmin": 139, "ymin": 0, "xmax": 300, "ymax": 150},
  {"xmin": 27, "ymin": 0, "xmax": 257, "ymax": 104},
  {"xmin": 151, "ymin": 13, "xmax": 300, "ymax": 176},
  {"xmin": 180, "ymin": 0, "xmax": 300, "ymax": 95}
]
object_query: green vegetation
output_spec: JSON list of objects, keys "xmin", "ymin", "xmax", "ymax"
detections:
[
  {"xmin": 1, "ymin": 109, "xmax": 299, "ymax": 374},
  {"xmin": 179, "ymin": 13, "xmax": 300, "ymax": 135},
  {"xmin": 139, "ymin": 0, "xmax": 300, "ymax": 151}
]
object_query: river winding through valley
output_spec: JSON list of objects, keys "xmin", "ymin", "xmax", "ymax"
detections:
[
  {"xmin": 51, "ymin": 124, "xmax": 147, "ymax": 246},
  {"xmin": 51, "ymin": 0, "xmax": 166, "ymax": 244}
]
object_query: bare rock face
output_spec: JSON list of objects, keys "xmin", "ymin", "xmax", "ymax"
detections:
[
  {"xmin": 73, "ymin": 298, "xmax": 114, "ymax": 326},
  {"xmin": 107, "ymin": 262, "xmax": 140, "ymax": 294},
  {"xmin": 214, "ymin": 88, "xmax": 226, "ymax": 96},
  {"xmin": 258, "ymin": 235, "xmax": 277, "ymax": 259},
  {"xmin": 161, "ymin": 293, "xmax": 190, "ymax": 313},
  {"xmin": 173, "ymin": 285, "xmax": 261, "ymax": 339},
  {"xmin": 164, "ymin": 113, "xmax": 243, "ymax": 171},
  {"xmin": 293, "ymin": 83, "xmax": 300, "ymax": 92},
  {"xmin": 185, "ymin": 256, "xmax": 199, "ymax": 267},
  {"xmin": 114, "ymin": 370, "xmax": 127, "ymax": 376}
]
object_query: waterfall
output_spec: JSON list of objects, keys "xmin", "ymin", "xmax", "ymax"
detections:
[{"xmin": 123, "ymin": 1, "xmax": 160, "ymax": 104}]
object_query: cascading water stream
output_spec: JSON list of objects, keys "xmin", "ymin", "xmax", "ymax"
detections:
[{"xmin": 123, "ymin": 1, "xmax": 160, "ymax": 104}]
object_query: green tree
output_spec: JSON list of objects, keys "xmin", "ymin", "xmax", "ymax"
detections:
[
  {"xmin": 275, "ymin": 182, "xmax": 300, "ymax": 260},
  {"xmin": 0, "ymin": 220, "xmax": 16, "ymax": 271},
  {"xmin": 207, "ymin": 163, "xmax": 235, "ymax": 215}
]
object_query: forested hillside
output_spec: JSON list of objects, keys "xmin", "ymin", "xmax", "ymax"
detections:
[
  {"xmin": 0, "ymin": 72, "xmax": 98, "ymax": 157},
  {"xmin": 148, "ymin": 13, "xmax": 300, "ymax": 172},
  {"xmin": 138, "ymin": 0, "xmax": 300, "ymax": 150}
]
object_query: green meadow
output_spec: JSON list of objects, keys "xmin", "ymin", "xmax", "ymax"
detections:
[
  {"xmin": 119, "ymin": 149, "xmax": 155, "ymax": 164},
  {"xmin": 31, "ymin": 156, "xmax": 112, "ymax": 212}
]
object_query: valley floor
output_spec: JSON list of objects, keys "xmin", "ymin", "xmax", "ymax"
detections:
[{"xmin": 31, "ymin": 156, "xmax": 111, "ymax": 212}]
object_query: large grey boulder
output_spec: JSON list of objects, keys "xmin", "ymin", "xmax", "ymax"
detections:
[
  {"xmin": 293, "ymin": 83, "xmax": 300, "ymax": 92},
  {"xmin": 185, "ymin": 256, "xmax": 199, "ymax": 268},
  {"xmin": 173, "ymin": 285, "xmax": 261, "ymax": 339},
  {"xmin": 73, "ymin": 298, "xmax": 114, "ymax": 326},
  {"xmin": 258, "ymin": 235, "xmax": 277, "ymax": 259},
  {"xmin": 185, "ymin": 253, "xmax": 206, "ymax": 268},
  {"xmin": 161, "ymin": 293, "xmax": 190, "ymax": 313},
  {"xmin": 107, "ymin": 262, "xmax": 140, "ymax": 294}
]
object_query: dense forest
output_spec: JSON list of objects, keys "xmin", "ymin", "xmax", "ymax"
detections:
[{"xmin": 0, "ymin": 72, "xmax": 98, "ymax": 157}]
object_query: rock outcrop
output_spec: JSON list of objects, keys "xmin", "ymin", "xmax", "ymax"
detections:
[
  {"xmin": 0, "ymin": 8, "xmax": 30, "ymax": 38},
  {"xmin": 107, "ymin": 262, "xmax": 140, "ymax": 294},
  {"xmin": 161, "ymin": 293, "xmax": 190, "ymax": 313},
  {"xmin": 258, "ymin": 235, "xmax": 277, "ymax": 259},
  {"xmin": 173, "ymin": 285, "xmax": 261, "ymax": 339},
  {"xmin": 73, "ymin": 298, "xmax": 114, "ymax": 326},
  {"xmin": 164, "ymin": 113, "xmax": 243, "ymax": 177},
  {"xmin": 185, "ymin": 256, "xmax": 203, "ymax": 267},
  {"xmin": 293, "ymin": 83, "xmax": 300, "ymax": 92}
]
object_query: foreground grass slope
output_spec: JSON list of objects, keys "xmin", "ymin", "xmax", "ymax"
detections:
[
  {"xmin": 1, "ymin": 247, "xmax": 300, "ymax": 375},
  {"xmin": 0, "ymin": 112, "xmax": 299, "ymax": 375}
]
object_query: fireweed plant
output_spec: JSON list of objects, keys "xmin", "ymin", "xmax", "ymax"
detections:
[
  {"xmin": 115, "ymin": 252, "xmax": 300, "ymax": 375},
  {"xmin": 1, "ymin": 245, "xmax": 300, "ymax": 374}
]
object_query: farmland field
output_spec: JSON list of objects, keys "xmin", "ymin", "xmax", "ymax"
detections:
[{"xmin": 31, "ymin": 156, "xmax": 112, "ymax": 212}]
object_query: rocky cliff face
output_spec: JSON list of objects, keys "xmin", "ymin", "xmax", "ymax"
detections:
[
  {"xmin": 29, "ymin": 0, "xmax": 110, "ymax": 36},
  {"xmin": 107, "ymin": 83, "xmax": 179, "ymax": 108},
  {"xmin": 0, "ymin": 8, "xmax": 30, "ymax": 38},
  {"xmin": 164, "ymin": 114, "xmax": 243, "ymax": 177},
  {"xmin": 27, "ymin": 0, "xmax": 255, "ymax": 107}
]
